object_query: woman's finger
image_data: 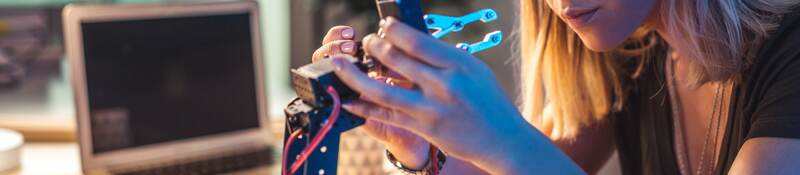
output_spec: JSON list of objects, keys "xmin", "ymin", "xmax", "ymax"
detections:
[
  {"xmin": 322, "ymin": 26, "xmax": 355, "ymax": 45},
  {"xmin": 362, "ymin": 34, "xmax": 441, "ymax": 87},
  {"xmin": 344, "ymin": 98, "xmax": 449, "ymax": 142},
  {"xmin": 359, "ymin": 118, "xmax": 392, "ymax": 142},
  {"xmin": 330, "ymin": 55, "xmax": 427, "ymax": 114},
  {"xmin": 343, "ymin": 100, "xmax": 418, "ymax": 131},
  {"xmin": 379, "ymin": 17, "xmax": 474, "ymax": 69},
  {"xmin": 312, "ymin": 40, "xmax": 357, "ymax": 62}
]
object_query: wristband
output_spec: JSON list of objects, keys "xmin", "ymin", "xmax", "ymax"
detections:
[{"xmin": 385, "ymin": 145, "xmax": 446, "ymax": 175}]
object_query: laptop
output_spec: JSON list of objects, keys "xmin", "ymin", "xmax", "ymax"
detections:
[{"xmin": 62, "ymin": 1, "xmax": 273, "ymax": 174}]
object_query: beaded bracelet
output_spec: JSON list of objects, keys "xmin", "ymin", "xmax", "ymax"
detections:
[{"xmin": 385, "ymin": 145, "xmax": 446, "ymax": 175}]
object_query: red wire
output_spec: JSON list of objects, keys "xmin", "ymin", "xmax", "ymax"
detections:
[
  {"xmin": 430, "ymin": 145, "xmax": 440, "ymax": 175},
  {"xmin": 287, "ymin": 86, "xmax": 342, "ymax": 175},
  {"xmin": 282, "ymin": 128, "xmax": 304, "ymax": 175}
]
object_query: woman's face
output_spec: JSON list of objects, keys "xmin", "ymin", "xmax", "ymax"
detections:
[{"xmin": 544, "ymin": 0, "xmax": 657, "ymax": 51}]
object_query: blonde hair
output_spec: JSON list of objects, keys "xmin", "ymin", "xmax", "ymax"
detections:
[{"xmin": 519, "ymin": 0, "xmax": 798, "ymax": 139}]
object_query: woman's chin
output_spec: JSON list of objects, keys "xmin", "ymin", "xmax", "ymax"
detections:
[
  {"xmin": 575, "ymin": 29, "xmax": 632, "ymax": 52},
  {"xmin": 579, "ymin": 34, "xmax": 629, "ymax": 52},
  {"xmin": 582, "ymin": 41, "xmax": 618, "ymax": 52}
]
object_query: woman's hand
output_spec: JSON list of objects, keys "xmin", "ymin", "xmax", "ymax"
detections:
[
  {"xmin": 330, "ymin": 18, "xmax": 584, "ymax": 174},
  {"xmin": 311, "ymin": 26, "xmax": 432, "ymax": 169}
]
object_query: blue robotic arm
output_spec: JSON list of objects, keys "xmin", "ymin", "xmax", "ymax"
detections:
[{"xmin": 425, "ymin": 9, "xmax": 503, "ymax": 54}]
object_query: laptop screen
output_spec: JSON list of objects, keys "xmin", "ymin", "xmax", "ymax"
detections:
[{"xmin": 80, "ymin": 12, "xmax": 261, "ymax": 154}]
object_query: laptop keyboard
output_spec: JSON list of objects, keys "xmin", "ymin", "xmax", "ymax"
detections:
[{"xmin": 116, "ymin": 147, "xmax": 273, "ymax": 175}]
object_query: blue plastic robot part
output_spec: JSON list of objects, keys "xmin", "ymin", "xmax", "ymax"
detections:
[
  {"xmin": 457, "ymin": 31, "xmax": 502, "ymax": 54},
  {"xmin": 424, "ymin": 9, "xmax": 503, "ymax": 54},
  {"xmin": 425, "ymin": 9, "xmax": 498, "ymax": 38}
]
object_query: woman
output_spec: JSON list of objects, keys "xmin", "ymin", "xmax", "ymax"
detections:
[{"xmin": 311, "ymin": 0, "xmax": 800, "ymax": 174}]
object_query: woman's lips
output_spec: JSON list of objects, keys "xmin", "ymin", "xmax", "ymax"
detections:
[{"xmin": 563, "ymin": 7, "xmax": 599, "ymax": 28}]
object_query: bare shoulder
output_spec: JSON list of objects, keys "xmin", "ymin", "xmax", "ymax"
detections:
[{"xmin": 729, "ymin": 137, "xmax": 800, "ymax": 175}]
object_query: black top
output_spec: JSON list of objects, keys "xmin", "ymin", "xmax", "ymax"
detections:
[{"xmin": 613, "ymin": 7, "xmax": 800, "ymax": 175}]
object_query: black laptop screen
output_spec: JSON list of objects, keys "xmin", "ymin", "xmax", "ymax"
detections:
[{"xmin": 81, "ymin": 13, "xmax": 261, "ymax": 154}]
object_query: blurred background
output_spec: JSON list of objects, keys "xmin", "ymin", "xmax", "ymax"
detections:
[{"xmin": 0, "ymin": 0, "xmax": 619, "ymax": 174}]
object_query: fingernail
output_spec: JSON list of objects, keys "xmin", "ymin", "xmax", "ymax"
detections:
[
  {"xmin": 378, "ymin": 19, "xmax": 386, "ymax": 27},
  {"xmin": 378, "ymin": 19, "xmax": 389, "ymax": 39},
  {"xmin": 342, "ymin": 103, "xmax": 353, "ymax": 110},
  {"xmin": 378, "ymin": 30, "xmax": 386, "ymax": 39},
  {"xmin": 340, "ymin": 42, "xmax": 355, "ymax": 54},
  {"xmin": 341, "ymin": 28, "xmax": 354, "ymax": 39}
]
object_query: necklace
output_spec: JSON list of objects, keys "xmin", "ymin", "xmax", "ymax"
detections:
[
  {"xmin": 696, "ymin": 83, "xmax": 723, "ymax": 175},
  {"xmin": 666, "ymin": 55, "xmax": 724, "ymax": 175}
]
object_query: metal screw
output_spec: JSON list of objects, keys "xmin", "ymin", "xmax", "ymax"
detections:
[
  {"xmin": 492, "ymin": 35, "xmax": 500, "ymax": 43},
  {"xmin": 318, "ymin": 169, "xmax": 325, "ymax": 175},
  {"xmin": 460, "ymin": 46, "xmax": 471, "ymax": 52},
  {"xmin": 459, "ymin": 44, "xmax": 469, "ymax": 50},
  {"xmin": 320, "ymin": 146, "xmax": 327, "ymax": 153},
  {"xmin": 485, "ymin": 11, "xmax": 495, "ymax": 19},
  {"xmin": 454, "ymin": 21, "xmax": 463, "ymax": 28}
]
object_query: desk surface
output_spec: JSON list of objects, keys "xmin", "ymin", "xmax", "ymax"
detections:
[
  {"xmin": 4, "ymin": 128, "xmax": 389, "ymax": 175},
  {"xmin": 4, "ymin": 142, "xmax": 281, "ymax": 175},
  {"xmin": 7, "ymin": 142, "xmax": 81, "ymax": 175}
]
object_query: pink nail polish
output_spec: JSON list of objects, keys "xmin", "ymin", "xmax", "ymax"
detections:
[
  {"xmin": 341, "ymin": 28, "xmax": 354, "ymax": 39},
  {"xmin": 340, "ymin": 42, "xmax": 355, "ymax": 54}
]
